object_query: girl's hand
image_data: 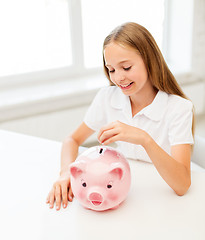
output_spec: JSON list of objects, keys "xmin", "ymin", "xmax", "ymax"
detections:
[
  {"xmin": 46, "ymin": 173, "xmax": 73, "ymax": 211},
  {"xmin": 97, "ymin": 120, "xmax": 148, "ymax": 146}
]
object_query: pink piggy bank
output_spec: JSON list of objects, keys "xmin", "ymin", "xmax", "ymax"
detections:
[{"xmin": 69, "ymin": 146, "xmax": 131, "ymax": 211}]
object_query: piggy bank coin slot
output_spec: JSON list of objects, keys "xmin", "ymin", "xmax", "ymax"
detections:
[{"xmin": 99, "ymin": 148, "xmax": 103, "ymax": 154}]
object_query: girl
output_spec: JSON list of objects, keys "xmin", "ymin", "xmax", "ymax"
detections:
[{"xmin": 46, "ymin": 22, "xmax": 194, "ymax": 210}]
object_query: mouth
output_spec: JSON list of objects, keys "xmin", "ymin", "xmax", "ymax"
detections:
[
  {"xmin": 119, "ymin": 82, "xmax": 134, "ymax": 90},
  {"xmin": 91, "ymin": 201, "xmax": 102, "ymax": 206}
]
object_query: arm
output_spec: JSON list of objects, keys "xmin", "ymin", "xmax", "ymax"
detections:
[
  {"xmin": 47, "ymin": 122, "xmax": 94, "ymax": 210},
  {"xmin": 143, "ymin": 138, "xmax": 191, "ymax": 196},
  {"xmin": 60, "ymin": 122, "xmax": 94, "ymax": 176},
  {"xmin": 98, "ymin": 121, "xmax": 191, "ymax": 195}
]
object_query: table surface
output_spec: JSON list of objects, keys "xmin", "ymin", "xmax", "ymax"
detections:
[{"xmin": 0, "ymin": 130, "xmax": 205, "ymax": 240}]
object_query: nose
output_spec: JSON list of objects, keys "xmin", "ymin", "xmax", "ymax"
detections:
[
  {"xmin": 113, "ymin": 70, "xmax": 125, "ymax": 83},
  {"xmin": 88, "ymin": 192, "xmax": 103, "ymax": 206}
]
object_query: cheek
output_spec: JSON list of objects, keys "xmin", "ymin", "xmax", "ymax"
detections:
[
  {"xmin": 139, "ymin": 72, "xmax": 148, "ymax": 83},
  {"xmin": 77, "ymin": 189, "xmax": 87, "ymax": 200},
  {"xmin": 109, "ymin": 75, "xmax": 116, "ymax": 85},
  {"xmin": 107, "ymin": 192, "xmax": 118, "ymax": 202},
  {"xmin": 131, "ymin": 65, "xmax": 148, "ymax": 81},
  {"xmin": 130, "ymin": 72, "xmax": 142, "ymax": 83},
  {"xmin": 75, "ymin": 188, "xmax": 87, "ymax": 199}
]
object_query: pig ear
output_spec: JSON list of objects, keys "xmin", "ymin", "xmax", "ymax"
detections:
[
  {"xmin": 69, "ymin": 162, "xmax": 85, "ymax": 179},
  {"xmin": 109, "ymin": 163, "xmax": 124, "ymax": 180}
]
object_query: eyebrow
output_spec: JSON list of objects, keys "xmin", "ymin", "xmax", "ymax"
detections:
[{"xmin": 105, "ymin": 60, "xmax": 130, "ymax": 67}]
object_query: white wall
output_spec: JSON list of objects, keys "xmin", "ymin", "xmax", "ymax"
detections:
[
  {"xmin": 0, "ymin": 106, "xmax": 87, "ymax": 141},
  {"xmin": 192, "ymin": 0, "xmax": 205, "ymax": 78}
]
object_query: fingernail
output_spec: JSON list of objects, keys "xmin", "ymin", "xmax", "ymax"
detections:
[{"xmin": 63, "ymin": 204, "xmax": 67, "ymax": 208}]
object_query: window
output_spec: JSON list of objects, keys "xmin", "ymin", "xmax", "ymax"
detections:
[
  {"xmin": 2, "ymin": 0, "xmax": 192, "ymax": 84},
  {"xmin": 163, "ymin": 0, "xmax": 194, "ymax": 74},
  {"xmin": 81, "ymin": 0, "xmax": 165, "ymax": 68},
  {"xmin": 0, "ymin": 0, "xmax": 71, "ymax": 77}
]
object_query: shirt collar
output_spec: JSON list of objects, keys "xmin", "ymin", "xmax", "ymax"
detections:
[
  {"xmin": 140, "ymin": 90, "xmax": 168, "ymax": 121},
  {"xmin": 110, "ymin": 87, "xmax": 168, "ymax": 121}
]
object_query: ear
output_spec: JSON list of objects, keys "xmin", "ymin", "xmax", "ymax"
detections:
[
  {"xmin": 69, "ymin": 162, "xmax": 86, "ymax": 179},
  {"xmin": 109, "ymin": 163, "xmax": 124, "ymax": 180}
]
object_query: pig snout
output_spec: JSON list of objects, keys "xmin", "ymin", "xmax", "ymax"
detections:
[{"xmin": 88, "ymin": 192, "xmax": 104, "ymax": 206}]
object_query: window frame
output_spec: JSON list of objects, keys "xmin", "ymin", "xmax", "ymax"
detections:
[
  {"xmin": 0, "ymin": 0, "xmax": 100, "ymax": 88},
  {"xmin": 0, "ymin": 0, "xmax": 194, "ymax": 89}
]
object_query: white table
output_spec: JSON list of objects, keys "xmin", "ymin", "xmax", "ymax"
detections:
[{"xmin": 0, "ymin": 130, "xmax": 205, "ymax": 240}]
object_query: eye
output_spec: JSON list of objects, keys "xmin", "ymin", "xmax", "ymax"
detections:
[
  {"xmin": 82, "ymin": 182, "xmax": 87, "ymax": 187},
  {"xmin": 81, "ymin": 180, "xmax": 87, "ymax": 187},
  {"xmin": 106, "ymin": 66, "xmax": 115, "ymax": 73},
  {"xmin": 123, "ymin": 66, "xmax": 131, "ymax": 71},
  {"xmin": 107, "ymin": 182, "xmax": 113, "ymax": 189}
]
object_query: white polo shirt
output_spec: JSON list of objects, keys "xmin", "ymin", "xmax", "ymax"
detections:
[{"xmin": 84, "ymin": 86, "xmax": 194, "ymax": 163}]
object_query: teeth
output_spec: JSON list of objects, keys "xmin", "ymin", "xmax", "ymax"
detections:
[{"xmin": 120, "ymin": 83, "xmax": 132, "ymax": 88}]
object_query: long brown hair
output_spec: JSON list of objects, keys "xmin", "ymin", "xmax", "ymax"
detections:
[{"xmin": 103, "ymin": 22, "xmax": 195, "ymax": 136}]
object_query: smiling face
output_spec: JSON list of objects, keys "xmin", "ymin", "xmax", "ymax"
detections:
[{"xmin": 104, "ymin": 42, "xmax": 153, "ymax": 97}]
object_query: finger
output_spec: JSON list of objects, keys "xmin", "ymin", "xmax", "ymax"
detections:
[
  {"xmin": 98, "ymin": 122, "xmax": 116, "ymax": 142},
  {"xmin": 55, "ymin": 185, "xmax": 61, "ymax": 211},
  {"xmin": 46, "ymin": 194, "xmax": 50, "ymax": 204},
  {"xmin": 102, "ymin": 134, "xmax": 120, "ymax": 145},
  {"xmin": 99, "ymin": 128, "xmax": 119, "ymax": 144},
  {"xmin": 48, "ymin": 190, "xmax": 55, "ymax": 209},
  {"xmin": 61, "ymin": 185, "xmax": 68, "ymax": 208},
  {"xmin": 46, "ymin": 190, "xmax": 53, "ymax": 204},
  {"xmin": 68, "ymin": 186, "xmax": 74, "ymax": 202}
]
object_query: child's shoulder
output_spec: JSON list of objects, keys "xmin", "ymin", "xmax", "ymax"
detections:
[{"xmin": 166, "ymin": 93, "xmax": 193, "ymax": 115}]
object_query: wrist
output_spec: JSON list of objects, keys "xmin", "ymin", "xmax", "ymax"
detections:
[
  {"xmin": 141, "ymin": 131, "xmax": 153, "ymax": 149},
  {"xmin": 59, "ymin": 169, "xmax": 70, "ymax": 177}
]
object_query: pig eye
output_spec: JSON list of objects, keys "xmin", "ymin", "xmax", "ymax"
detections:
[
  {"xmin": 81, "ymin": 180, "xmax": 87, "ymax": 187},
  {"xmin": 82, "ymin": 182, "xmax": 87, "ymax": 187},
  {"xmin": 107, "ymin": 182, "xmax": 113, "ymax": 189}
]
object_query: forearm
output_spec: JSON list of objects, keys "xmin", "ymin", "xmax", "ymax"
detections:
[
  {"xmin": 142, "ymin": 136, "xmax": 191, "ymax": 196},
  {"xmin": 97, "ymin": 121, "xmax": 191, "ymax": 195},
  {"xmin": 60, "ymin": 122, "xmax": 95, "ymax": 176},
  {"xmin": 60, "ymin": 136, "xmax": 79, "ymax": 176}
]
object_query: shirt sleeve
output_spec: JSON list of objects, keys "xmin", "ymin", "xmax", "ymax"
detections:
[
  {"xmin": 83, "ymin": 87, "xmax": 108, "ymax": 131},
  {"xmin": 168, "ymin": 100, "xmax": 194, "ymax": 146}
]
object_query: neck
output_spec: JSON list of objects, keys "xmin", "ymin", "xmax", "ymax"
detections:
[{"xmin": 130, "ymin": 86, "xmax": 158, "ymax": 117}]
